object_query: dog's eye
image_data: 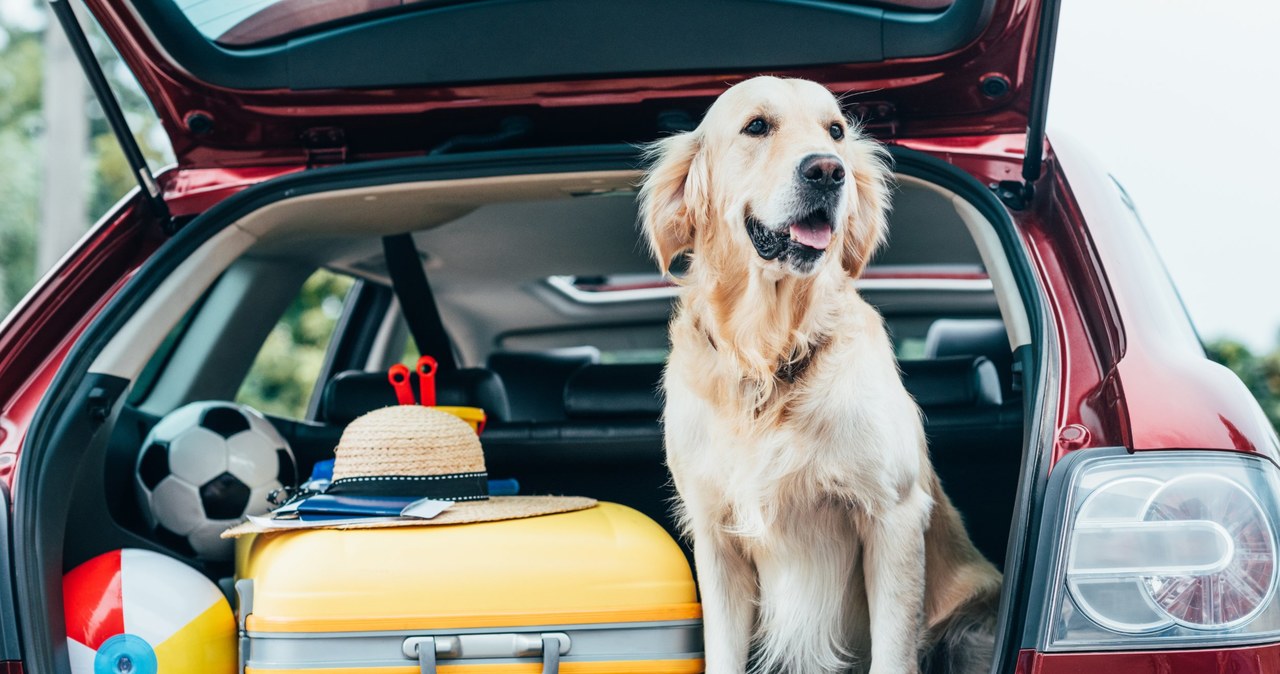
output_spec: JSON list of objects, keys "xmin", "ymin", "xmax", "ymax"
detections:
[
  {"xmin": 743, "ymin": 118, "xmax": 770, "ymax": 137},
  {"xmin": 829, "ymin": 123, "xmax": 845, "ymax": 141}
]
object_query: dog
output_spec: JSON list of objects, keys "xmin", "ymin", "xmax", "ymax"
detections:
[{"xmin": 639, "ymin": 76, "xmax": 1002, "ymax": 674}]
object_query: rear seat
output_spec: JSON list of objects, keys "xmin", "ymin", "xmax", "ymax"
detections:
[
  {"xmin": 919, "ymin": 319, "xmax": 1022, "ymax": 566},
  {"xmin": 925, "ymin": 318, "xmax": 1016, "ymax": 400},
  {"xmin": 481, "ymin": 362, "xmax": 674, "ymax": 541},
  {"xmin": 315, "ymin": 353, "xmax": 1020, "ymax": 566},
  {"xmin": 562, "ymin": 363, "xmax": 663, "ymax": 419},
  {"xmin": 319, "ymin": 367, "xmax": 512, "ymax": 425},
  {"xmin": 559, "ymin": 356, "xmax": 1004, "ymax": 418},
  {"xmin": 488, "ymin": 348, "xmax": 599, "ymax": 421}
]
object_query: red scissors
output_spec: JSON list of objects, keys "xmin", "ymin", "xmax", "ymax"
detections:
[{"xmin": 387, "ymin": 355, "xmax": 438, "ymax": 406}]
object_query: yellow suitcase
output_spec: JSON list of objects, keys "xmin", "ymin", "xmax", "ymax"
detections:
[{"xmin": 234, "ymin": 503, "xmax": 703, "ymax": 674}]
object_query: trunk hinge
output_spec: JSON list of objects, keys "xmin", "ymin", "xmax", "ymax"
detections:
[
  {"xmin": 47, "ymin": 0, "xmax": 172, "ymax": 228},
  {"xmin": 995, "ymin": 0, "xmax": 1062, "ymax": 211},
  {"xmin": 302, "ymin": 127, "xmax": 348, "ymax": 168},
  {"xmin": 848, "ymin": 101, "xmax": 898, "ymax": 138}
]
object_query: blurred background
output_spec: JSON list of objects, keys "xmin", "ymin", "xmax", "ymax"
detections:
[{"xmin": 0, "ymin": 0, "xmax": 1277, "ymax": 424}]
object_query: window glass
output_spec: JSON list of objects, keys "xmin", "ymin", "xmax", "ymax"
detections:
[
  {"xmin": 896, "ymin": 337, "xmax": 928, "ymax": 360},
  {"xmin": 498, "ymin": 325, "xmax": 669, "ymax": 365},
  {"xmin": 127, "ymin": 290, "xmax": 207, "ymax": 406},
  {"xmin": 174, "ymin": 0, "xmax": 954, "ymax": 47},
  {"xmin": 236, "ymin": 269, "xmax": 354, "ymax": 418}
]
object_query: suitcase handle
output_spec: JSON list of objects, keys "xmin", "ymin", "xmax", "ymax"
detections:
[{"xmin": 405, "ymin": 633, "xmax": 569, "ymax": 674}]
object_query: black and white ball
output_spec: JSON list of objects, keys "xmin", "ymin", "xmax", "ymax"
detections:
[{"xmin": 135, "ymin": 401, "xmax": 296, "ymax": 561}]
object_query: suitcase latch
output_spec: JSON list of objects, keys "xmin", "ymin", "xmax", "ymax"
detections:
[{"xmin": 404, "ymin": 633, "xmax": 569, "ymax": 674}]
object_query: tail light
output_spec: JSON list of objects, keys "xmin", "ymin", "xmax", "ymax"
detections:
[{"xmin": 1045, "ymin": 452, "xmax": 1280, "ymax": 650}]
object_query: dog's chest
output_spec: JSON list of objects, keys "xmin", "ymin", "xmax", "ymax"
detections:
[{"xmin": 664, "ymin": 297, "xmax": 924, "ymax": 522}]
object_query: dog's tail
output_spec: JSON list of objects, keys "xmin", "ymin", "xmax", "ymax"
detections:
[{"xmin": 919, "ymin": 589, "xmax": 1000, "ymax": 674}]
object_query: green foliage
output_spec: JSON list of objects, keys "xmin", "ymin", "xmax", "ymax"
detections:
[
  {"xmin": 236, "ymin": 270, "xmax": 354, "ymax": 419},
  {"xmin": 1206, "ymin": 338, "xmax": 1280, "ymax": 431},
  {"xmin": 0, "ymin": 27, "xmax": 41, "ymax": 316},
  {"xmin": 0, "ymin": 4, "xmax": 172, "ymax": 320}
]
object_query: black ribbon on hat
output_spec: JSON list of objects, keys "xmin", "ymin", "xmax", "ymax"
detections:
[{"xmin": 325, "ymin": 471, "xmax": 490, "ymax": 501}]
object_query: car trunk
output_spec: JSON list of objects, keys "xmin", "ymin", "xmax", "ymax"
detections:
[
  {"xmin": 24, "ymin": 0, "xmax": 1061, "ymax": 670},
  {"xmin": 14, "ymin": 139, "xmax": 1050, "ymax": 673}
]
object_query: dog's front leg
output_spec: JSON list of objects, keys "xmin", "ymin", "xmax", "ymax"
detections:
[
  {"xmin": 693, "ymin": 531, "xmax": 756, "ymax": 674},
  {"xmin": 863, "ymin": 487, "xmax": 932, "ymax": 674}
]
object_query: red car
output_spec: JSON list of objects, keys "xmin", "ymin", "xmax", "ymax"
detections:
[{"xmin": 2, "ymin": 0, "xmax": 1276, "ymax": 671}]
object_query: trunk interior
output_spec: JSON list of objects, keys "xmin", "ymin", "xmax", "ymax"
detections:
[{"xmin": 28, "ymin": 145, "xmax": 1041, "ymax": 671}]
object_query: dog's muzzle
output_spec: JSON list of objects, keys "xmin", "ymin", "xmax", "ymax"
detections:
[
  {"xmin": 746, "ymin": 209, "xmax": 834, "ymax": 260},
  {"xmin": 744, "ymin": 155, "xmax": 847, "ymax": 273},
  {"xmin": 746, "ymin": 203, "xmax": 842, "ymax": 276}
]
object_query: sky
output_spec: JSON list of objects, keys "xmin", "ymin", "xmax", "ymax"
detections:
[
  {"xmin": 1052, "ymin": 0, "xmax": 1280, "ymax": 350},
  {"xmin": 2, "ymin": 0, "xmax": 1278, "ymax": 348}
]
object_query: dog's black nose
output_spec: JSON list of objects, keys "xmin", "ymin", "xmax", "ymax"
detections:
[{"xmin": 798, "ymin": 154, "xmax": 845, "ymax": 188}]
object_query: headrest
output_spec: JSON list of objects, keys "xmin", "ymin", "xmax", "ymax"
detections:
[
  {"xmin": 320, "ymin": 368, "xmax": 511, "ymax": 426},
  {"xmin": 924, "ymin": 319, "xmax": 1013, "ymax": 398},
  {"xmin": 488, "ymin": 349, "xmax": 601, "ymax": 421},
  {"xmin": 561, "ymin": 358, "xmax": 999, "ymax": 418},
  {"xmin": 563, "ymin": 363, "xmax": 663, "ymax": 419},
  {"xmin": 925, "ymin": 319, "xmax": 1010, "ymax": 367},
  {"xmin": 900, "ymin": 356, "xmax": 1003, "ymax": 408}
]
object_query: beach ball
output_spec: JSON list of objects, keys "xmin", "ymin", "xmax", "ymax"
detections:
[{"xmin": 63, "ymin": 549, "xmax": 236, "ymax": 674}]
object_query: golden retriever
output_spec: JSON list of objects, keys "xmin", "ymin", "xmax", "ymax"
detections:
[{"xmin": 640, "ymin": 76, "xmax": 1002, "ymax": 674}]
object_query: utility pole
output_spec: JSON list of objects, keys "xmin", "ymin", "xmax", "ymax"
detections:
[{"xmin": 39, "ymin": 3, "xmax": 87, "ymax": 275}]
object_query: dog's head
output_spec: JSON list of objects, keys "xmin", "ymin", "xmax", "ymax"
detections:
[{"xmin": 640, "ymin": 76, "xmax": 890, "ymax": 279}]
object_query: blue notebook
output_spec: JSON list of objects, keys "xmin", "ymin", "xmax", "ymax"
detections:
[{"xmin": 294, "ymin": 494, "xmax": 420, "ymax": 518}]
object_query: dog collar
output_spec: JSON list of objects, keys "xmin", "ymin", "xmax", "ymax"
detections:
[{"xmin": 776, "ymin": 335, "xmax": 828, "ymax": 384}]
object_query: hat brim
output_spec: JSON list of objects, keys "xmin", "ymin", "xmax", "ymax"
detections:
[{"xmin": 222, "ymin": 495, "xmax": 597, "ymax": 538}]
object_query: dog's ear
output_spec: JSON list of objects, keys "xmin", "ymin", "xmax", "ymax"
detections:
[
  {"xmin": 639, "ymin": 132, "xmax": 708, "ymax": 275},
  {"xmin": 839, "ymin": 131, "xmax": 892, "ymax": 279}
]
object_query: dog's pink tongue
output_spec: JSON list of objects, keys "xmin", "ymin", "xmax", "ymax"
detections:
[{"xmin": 790, "ymin": 223, "xmax": 832, "ymax": 250}]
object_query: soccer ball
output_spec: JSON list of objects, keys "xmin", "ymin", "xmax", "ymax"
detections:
[{"xmin": 136, "ymin": 401, "xmax": 296, "ymax": 561}]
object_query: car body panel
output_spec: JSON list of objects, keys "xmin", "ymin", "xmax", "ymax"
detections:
[
  {"xmin": 0, "ymin": 196, "xmax": 162, "ymax": 491},
  {"xmin": 0, "ymin": 167, "xmax": 292, "ymax": 492},
  {"xmin": 79, "ymin": 0, "xmax": 1051, "ymax": 168},
  {"xmin": 909, "ymin": 133, "xmax": 1280, "ymax": 466},
  {"xmin": 1016, "ymin": 643, "xmax": 1280, "ymax": 673},
  {"xmin": 900, "ymin": 135, "xmax": 1129, "ymax": 455},
  {"xmin": 1050, "ymin": 134, "xmax": 1280, "ymax": 460}
]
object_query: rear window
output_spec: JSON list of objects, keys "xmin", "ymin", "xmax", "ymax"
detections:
[
  {"xmin": 498, "ymin": 326, "xmax": 669, "ymax": 364},
  {"xmin": 178, "ymin": 0, "xmax": 955, "ymax": 47},
  {"xmin": 236, "ymin": 269, "xmax": 355, "ymax": 418}
]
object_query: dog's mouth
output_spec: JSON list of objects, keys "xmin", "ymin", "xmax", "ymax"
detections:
[
  {"xmin": 746, "ymin": 208, "xmax": 834, "ymax": 262},
  {"xmin": 788, "ymin": 209, "xmax": 834, "ymax": 251}
]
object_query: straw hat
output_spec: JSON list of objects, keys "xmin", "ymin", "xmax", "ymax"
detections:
[{"xmin": 224, "ymin": 406, "xmax": 594, "ymax": 536}]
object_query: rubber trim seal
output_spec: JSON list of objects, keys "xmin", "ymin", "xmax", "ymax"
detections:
[{"xmin": 888, "ymin": 146, "xmax": 1056, "ymax": 672}]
